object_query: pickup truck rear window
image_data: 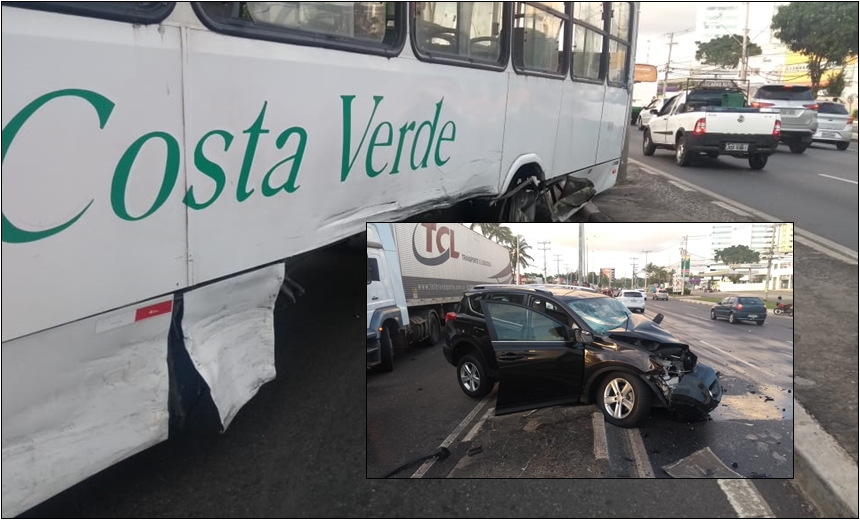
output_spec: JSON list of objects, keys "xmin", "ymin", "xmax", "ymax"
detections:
[{"xmin": 756, "ymin": 86, "xmax": 814, "ymax": 101}]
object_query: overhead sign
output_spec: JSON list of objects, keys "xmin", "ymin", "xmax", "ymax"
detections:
[{"xmin": 634, "ymin": 64, "xmax": 658, "ymax": 83}]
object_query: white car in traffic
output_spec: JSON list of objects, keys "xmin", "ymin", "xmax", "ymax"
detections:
[{"xmin": 617, "ymin": 290, "xmax": 646, "ymax": 313}]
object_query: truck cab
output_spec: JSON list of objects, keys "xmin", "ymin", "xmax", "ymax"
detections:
[{"xmin": 367, "ymin": 225, "xmax": 409, "ymax": 372}]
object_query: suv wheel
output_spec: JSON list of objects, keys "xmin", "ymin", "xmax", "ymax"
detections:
[
  {"xmin": 598, "ymin": 372, "xmax": 652, "ymax": 427},
  {"xmin": 836, "ymin": 142, "xmax": 850, "ymax": 151},
  {"xmin": 789, "ymin": 142, "xmax": 808, "ymax": 154},
  {"xmin": 458, "ymin": 353, "xmax": 492, "ymax": 398}
]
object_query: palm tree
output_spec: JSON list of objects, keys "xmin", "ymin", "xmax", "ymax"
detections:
[
  {"xmin": 508, "ymin": 235, "xmax": 534, "ymax": 273},
  {"xmin": 471, "ymin": 223, "xmax": 514, "ymax": 245}
]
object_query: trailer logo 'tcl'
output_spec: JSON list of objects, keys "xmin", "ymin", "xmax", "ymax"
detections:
[{"xmin": 412, "ymin": 223, "xmax": 460, "ymax": 266}]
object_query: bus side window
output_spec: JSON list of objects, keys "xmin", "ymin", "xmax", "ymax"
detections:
[
  {"xmin": 571, "ymin": 2, "xmax": 605, "ymax": 82},
  {"xmin": 607, "ymin": 2, "xmax": 633, "ymax": 86},
  {"xmin": 412, "ymin": 2, "xmax": 505, "ymax": 67},
  {"xmin": 512, "ymin": 2, "xmax": 567, "ymax": 76},
  {"xmin": 195, "ymin": 2, "xmax": 405, "ymax": 57}
]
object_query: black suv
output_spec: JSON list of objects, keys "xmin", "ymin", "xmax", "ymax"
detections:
[{"xmin": 443, "ymin": 285, "xmax": 721, "ymax": 427}]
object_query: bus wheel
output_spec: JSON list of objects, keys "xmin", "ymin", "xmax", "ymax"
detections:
[{"xmin": 500, "ymin": 185, "xmax": 541, "ymax": 222}]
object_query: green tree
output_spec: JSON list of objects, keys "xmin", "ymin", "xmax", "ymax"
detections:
[
  {"xmin": 714, "ymin": 245, "xmax": 760, "ymax": 266},
  {"xmin": 771, "ymin": 2, "xmax": 859, "ymax": 93},
  {"xmin": 469, "ymin": 223, "xmax": 514, "ymax": 245},
  {"xmin": 824, "ymin": 70, "xmax": 847, "ymax": 98},
  {"xmin": 507, "ymin": 235, "xmax": 534, "ymax": 272},
  {"xmin": 695, "ymin": 34, "xmax": 762, "ymax": 69},
  {"xmin": 728, "ymin": 274, "xmax": 743, "ymax": 283}
]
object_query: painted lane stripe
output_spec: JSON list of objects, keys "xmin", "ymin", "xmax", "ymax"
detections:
[
  {"xmin": 718, "ymin": 479, "xmax": 776, "ymax": 518},
  {"xmin": 411, "ymin": 392, "xmax": 493, "ymax": 478},
  {"xmin": 624, "ymin": 428, "xmax": 655, "ymax": 478},
  {"xmin": 460, "ymin": 406, "xmax": 494, "ymax": 444},
  {"xmin": 712, "ymin": 201, "xmax": 752, "ymax": 216},
  {"xmin": 592, "ymin": 412, "xmax": 608, "ymax": 461},
  {"xmin": 818, "ymin": 173, "xmax": 858, "ymax": 185}
]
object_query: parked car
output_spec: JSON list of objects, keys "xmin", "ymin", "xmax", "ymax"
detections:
[
  {"xmin": 442, "ymin": 286, "xmax": 722, "ymax": 427},
  {"xmin": 750, "ymin": 85, "xmax": 818, "ymax": 154},
  {"xmin": 616, "ymin": 290, "xmax": 646, "ymax": 313},
  {"xmin": 653, "ymin": 289, "xmax": 669, "ymax": 301},
  {"xmin": 813, "ymin": 101, "xmax": 853, "ymax": 151},
  {"xmin": 636, "ymin": 97, "xmax": 665, "ymax": 130},
  {"xmin": 710, "ymin": 296, "xmax": 767, "ymax": 325}
]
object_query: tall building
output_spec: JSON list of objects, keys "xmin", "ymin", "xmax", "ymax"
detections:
[
  {"xmin": 775, "ymin": 223, "xmax": 794, "ymax": 254},
  {"xmin": 709, "ymin": 223, "xmax": 776, "ymax": 269}
]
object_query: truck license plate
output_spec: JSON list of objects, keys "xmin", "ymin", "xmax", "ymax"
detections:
[
  {"xmin": 725, "ymin": 143, "xmax": 749, "ymax": 151},
  {"xmin": 749, "ymin": 315, "xmax": 758, "ymax": 318}
]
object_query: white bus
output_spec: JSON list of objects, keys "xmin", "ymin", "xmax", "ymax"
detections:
[{"xmin": 1, "ymin": 2, "xmax": 638, "ymax": 515}]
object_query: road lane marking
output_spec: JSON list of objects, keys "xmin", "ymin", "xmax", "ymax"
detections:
[
  {"xmin": 624, "ymin": 428, "xmax": 655, "ymax": 478},
  {"xmin": 592, "ymin": 413, "xmax": 609, "ymax": 460},
  {"xmin": 411, "ymin": 393, "xmax": 493, "ymax": 478},
  {"xmin": 699, "ymin": 340, "xmax": 779, "ymax": 380},
  {"xmin": 718, "ymin": 480, "xmax": 776, "ymax": 518},
  {"xmin": 629, "ymin": 158, "xmax": 859, "ymax": 265},
  {"xmin": 818, "ymin": 173, "xmax": 859, "ymax": 185},
  {"xmin": 669, "ymin": 180, "xmax": 695, "ymax": 191},
  {"xmin": 460, "ymin": 406, "xmax": 494, "ymax": 444},
  {"xmin": 685, "ymin": 313, "xmax": 711, "ymax": 321},
  {"xmin": 712, "ymin": 201, "xmax": 752, "ymax": 216}
]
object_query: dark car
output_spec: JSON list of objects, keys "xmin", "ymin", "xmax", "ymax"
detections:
[
  {"xmin": 442, "ymin": 286, "xmax": 722, "ymax": 427},
  {"xmin": 710, "ymin": 296, "xmax": 767, "ymax": 325}
]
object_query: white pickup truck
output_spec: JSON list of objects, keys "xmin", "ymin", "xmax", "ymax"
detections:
[{"xmin": 642, "ymin": 84, "xmax": 781, "ymax": 170}]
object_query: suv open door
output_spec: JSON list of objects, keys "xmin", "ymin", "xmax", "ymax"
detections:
[{"xmin": 481, "ymin": 301, "xmax": 585, "ymax": 415}]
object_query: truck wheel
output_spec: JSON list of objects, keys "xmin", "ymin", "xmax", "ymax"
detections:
[
  {"xmin": 642, "ymin": 130, "xmax": 657, "ymax": 156},
  {"xmin": 637, "ymin": 116, "xmax": 645, "ymax": 131},
  {"xmin": 425, "ymin": 312, "xmax": 442, "ymax": 346},
  {"xmin": 748, "ymin": 154, "xmax": 768, "ymax": 170},
  {"xmin": 675, "ymin": 135, "xmax": 692, "ymax": 166},
  {"xmin": 458, "ymin": 354, "xmax": 492, "ymax": 398},
  {"xmin": 379, "ymin": 327, "xmax": 395, "ymax": 372},
  {"xmin": 598, "ymin": 372, "xmax": 651, "ymax": 428},
  {"xmin": 789, "ymin": 142, "xmax": 808, "ymax": 154}
]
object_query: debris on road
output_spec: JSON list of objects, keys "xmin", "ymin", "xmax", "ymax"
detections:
[{"xmin": 662, "ymin": 447, "xmax": 743, "ymax": 478}]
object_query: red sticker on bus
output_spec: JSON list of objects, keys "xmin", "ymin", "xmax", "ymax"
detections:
[{"xmin": 134, "ymin": 300, "xmax": 173, "ymax": 322}]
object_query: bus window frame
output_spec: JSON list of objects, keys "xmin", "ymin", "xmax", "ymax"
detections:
[
  {"xmin": 192, "ymin": 2, "xmax": 407, "ymax": 58},
  {"xmin": 570, "ymin": 2, "xmax": 607, "ymax": 85},
  {"xmin": 605, "ymin": 1, "xmax": 633, "ymax": 89},
  {"xmin": 4, "ymin": 1, "xmax": 176, "ymax": 24},
  {"xmin": 409, "ymin": 2, "xmax": 511, "ymax": 72},
  {"xmin": 510, "ymin": 1, "xmax": 571, "ymax": 79}
]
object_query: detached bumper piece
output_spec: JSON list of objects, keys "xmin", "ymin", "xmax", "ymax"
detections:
[{"xmin": 670, "ymin": 363, "xmax": 722, "ymax": 414}]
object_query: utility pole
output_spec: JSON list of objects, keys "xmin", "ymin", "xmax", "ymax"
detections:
[
  {"xmin": 740, "ymin": 2, "xmax": 750, "ymax": 81},
  {"xmin": 641, "ymin": 250, "xmax": 651, "ymax": 290},
  {"xmin": 630, "ymin": 258, "xmax": 638, "ymax": 288},
  {"xmin": 662, "ymin": 31, "xmax": 676, "ymax": 96},
  {"xmin": 678, "ymin": 236, "xmax": 689, "ymax": 295},
  {"xmin": 578, "ymin": 224, "xmax": 586, "ymax": 286},
  {"xmin": 554, "ymin": 254, "xmax": 563, "ymax": 283},
  {"xmin": 538, "ymin": 241, "xmax": 551, "ymax": 282},
  {"xmin": 513, "ymin": 235, "xmax": 519, "ymax": 285},
  {"xmin": 764, "ymin": 224, "xmax": 778, "ymax": 301}
]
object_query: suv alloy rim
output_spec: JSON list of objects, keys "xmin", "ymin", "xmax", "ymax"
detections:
[
  {"xmin": 460, "ymin": 361, "xmax": 480, "ymax": 392},
  {"xmin": 603, "ymin": 378, "xmax": 635, "ymax": 419}
]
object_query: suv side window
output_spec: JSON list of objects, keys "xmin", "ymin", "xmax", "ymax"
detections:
[
  {"xmin": 468, "ymin": 293, "xmax": 525, "ymax": 315},
  {"xmin": 483, "ymin": 301, "xmax": 566, "ymax": 341},
  {"xmin": 530, "ymin": 297, "xmax": 574, "ymax": 327}
]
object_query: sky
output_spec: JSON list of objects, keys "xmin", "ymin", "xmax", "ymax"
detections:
[
  {"xmin": 500, "ymin": 223, "xmax": 733, "ymax": 280},
  {"xmin": 635, "ymin": 2, "xmax": 701, "ymax": 69}
]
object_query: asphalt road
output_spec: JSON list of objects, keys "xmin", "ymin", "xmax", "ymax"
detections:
[{"xmin": 627, "ymin": 126, "xmax": 860, "ymax": 251}]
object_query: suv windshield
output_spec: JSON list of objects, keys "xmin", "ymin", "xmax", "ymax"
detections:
[
  {"xmin": 819, "ymin": 102, "xmax": 849, "ymax": 115},
  {"xmin": 565, "ymin": 297, "xmax": 630, "ymax": 334},
  {"xmin": 756, "ymin": 86, "xmax": 814, "ymax": 101}
]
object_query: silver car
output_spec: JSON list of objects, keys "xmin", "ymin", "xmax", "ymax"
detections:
[
  {"xmin": 751, "ymin": 85, "xmax": 818, "ymax": 154},
  {"xmin": 813, "ymin": 101, "xmax": 853, "ymax": 151}
]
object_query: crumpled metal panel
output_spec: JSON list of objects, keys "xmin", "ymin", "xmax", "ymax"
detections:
[{"xmin": 181, "ymin": 264, "xmax": 284, "ymax": 429}]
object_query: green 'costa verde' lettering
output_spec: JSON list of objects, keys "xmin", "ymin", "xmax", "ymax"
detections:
[{"xmin": 2, "ymin": 91, "xmax": 458, "ymax": 244}]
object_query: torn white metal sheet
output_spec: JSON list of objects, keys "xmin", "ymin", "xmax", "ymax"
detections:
[
  {"xmin": 1, "ymin": 297, "xmax": 173, "ymax": 518},
  {"xmin": 181, "ymin": 263, "xmax": 284, "ymax": 430},
  {"xmin": 662, "ymin": 446, "xmax": 744, "ymax": 478}
]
